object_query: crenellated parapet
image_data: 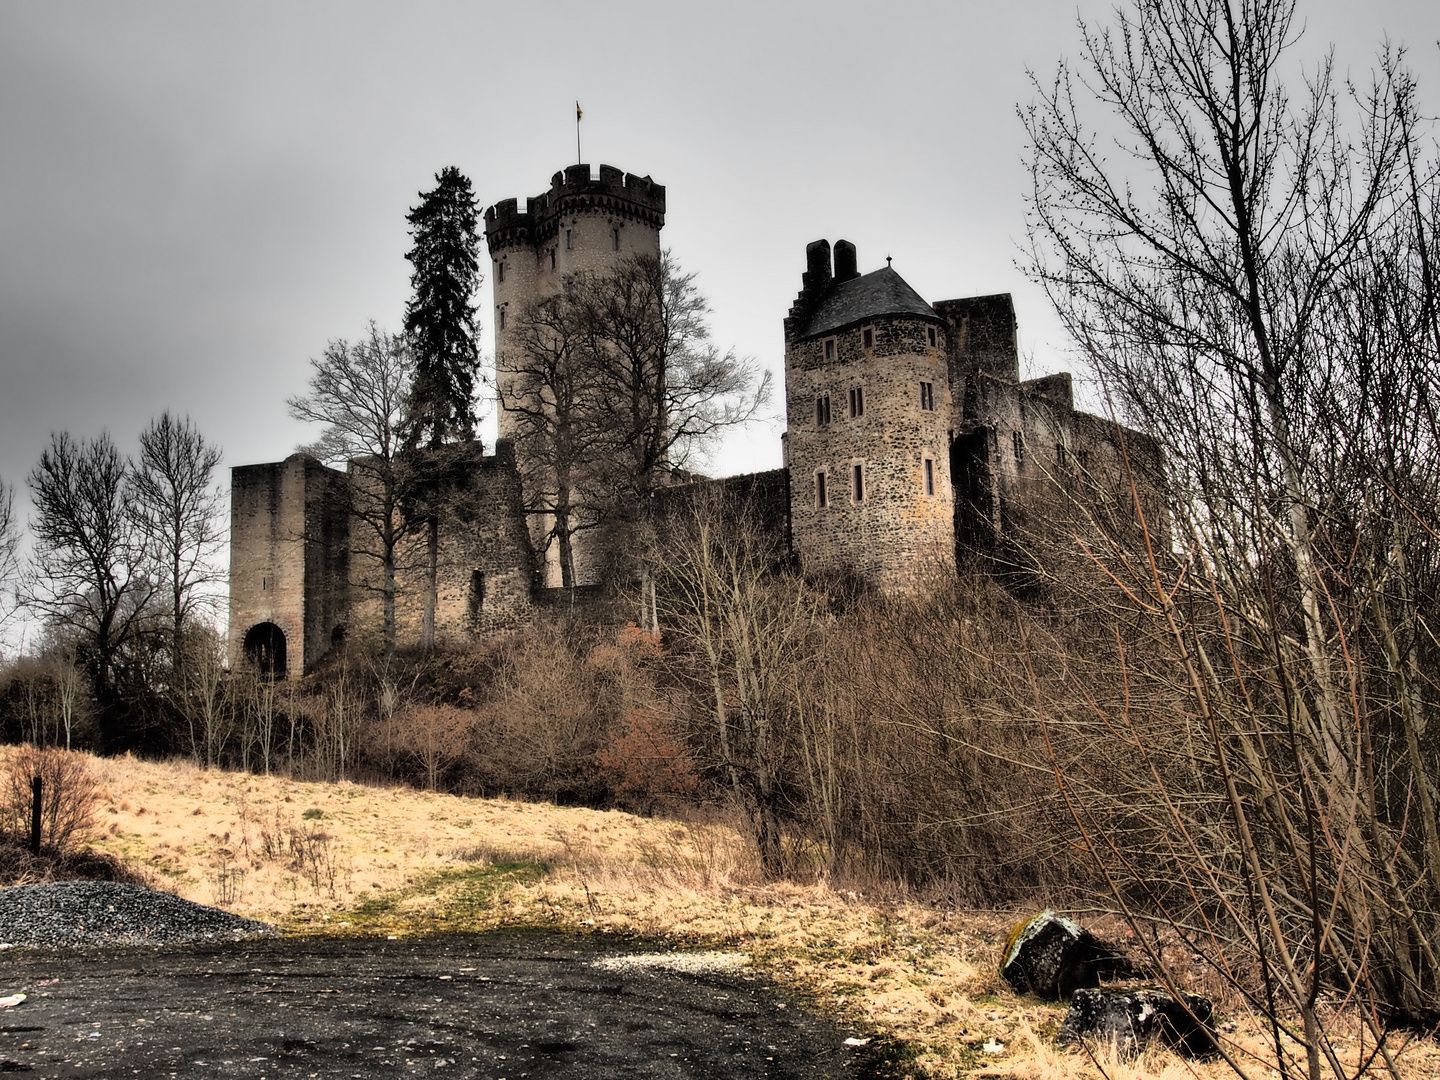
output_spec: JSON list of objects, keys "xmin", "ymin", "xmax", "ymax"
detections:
[{"xmin": 484, "ymin": 164, "xmax": 666, "ymax": 253}]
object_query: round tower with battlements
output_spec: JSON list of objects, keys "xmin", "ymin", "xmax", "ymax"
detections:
[
  {"xmin": 485, "ymin": 164, "xmax": 665, "ymax": 444},
  {"xmin": 484, "ymin": 164, "xmax": 666, "ymax": 587},
  {"xmin": 783, "ymin": 239, "xmax": 956, "ymax": 591}
]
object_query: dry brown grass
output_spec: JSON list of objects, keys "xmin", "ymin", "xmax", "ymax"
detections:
[{"xmin": 4, "ymin": 745, "xmax": 1434, "ymax": 1080}]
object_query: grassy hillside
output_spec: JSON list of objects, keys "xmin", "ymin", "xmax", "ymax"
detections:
[{"xmin": 4, "ymin": 748, "xmax": 1434, "ymax": 1080}]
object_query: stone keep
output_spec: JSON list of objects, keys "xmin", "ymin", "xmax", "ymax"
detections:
[
  {"xmin": 485, "ymin": 165, "xmax": 666, "ymax": 588},
  {"xmin": 784, "ymin": 240, "xmax": 956, "ymax": 592}
]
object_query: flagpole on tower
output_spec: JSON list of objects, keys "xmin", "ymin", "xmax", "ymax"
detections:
[{"xmin": 576, "ymin": 101, "xmax": 582, "ymax": 165}]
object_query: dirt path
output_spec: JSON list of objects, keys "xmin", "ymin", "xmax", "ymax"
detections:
[{"xmin": 0, "ymin": 930, "xmax": 898, "ymax": 1078}]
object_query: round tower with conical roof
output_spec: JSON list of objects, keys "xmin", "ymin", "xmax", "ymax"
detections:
[{"xmin": 783, "ymin": 240, "xmax": 956, "ymax": 590}]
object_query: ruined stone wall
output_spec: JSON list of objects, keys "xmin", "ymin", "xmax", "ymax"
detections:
[
  {"xmin": 347, "ymin": 444, "xmax": 536, "ymax": 649},
  {"xmin": 951, "ymin": 372, "xmax": 1167, "ymax": 577},
  {"xmin": 227, "ymin": 454, "xmax": 348, "ymax": 676},
  {"xmin": 787, "ymin": 316, "xmax": 956, "ymax": 590}
]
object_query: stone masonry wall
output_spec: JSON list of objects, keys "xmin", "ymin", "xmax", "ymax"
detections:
[
  {"xmin": 787, "ymin": 316, "xmax": 956, "ymax": 590},
  {"xmin": 348, "ymin": 445, "xmax": 535, "ymax": 650},
  {"xmin": 227, "ymin": 454, "xmax": 348, "ymax": 676}
]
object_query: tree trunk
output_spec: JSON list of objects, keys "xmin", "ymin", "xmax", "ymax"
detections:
[{"xmin": 421, "ymin": 512, "xmax": 438, "ymax": 650}]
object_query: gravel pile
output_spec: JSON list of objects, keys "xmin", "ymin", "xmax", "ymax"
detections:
[{"xmin": 0, "ymin": 881, "xmax": 273, "ymax": 948}]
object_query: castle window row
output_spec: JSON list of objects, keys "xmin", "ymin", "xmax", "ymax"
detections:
[
  {"xmin": 812, "ymin": 457, "xmax": 942, "ymax": 507},
  {"xmin": 810, "ymin": 382, "xmax": 943, "ymax": 426}
]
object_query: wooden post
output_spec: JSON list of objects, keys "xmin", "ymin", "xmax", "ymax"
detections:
[{"xmin": 29, "ymin": 776, "xmax": 42, "ymax": 855}]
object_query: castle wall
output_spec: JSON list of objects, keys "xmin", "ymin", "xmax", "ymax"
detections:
[
  {"xmin": 787, "ymin": 316, "xmax": 956, "ymax": 590},
  {"xmin": 227, "ymin": 454, "xmax": 349, "ymax": 676},
  {"xmin": 348, "ymin": 443, "xmax": 536, "ymax": 649}
]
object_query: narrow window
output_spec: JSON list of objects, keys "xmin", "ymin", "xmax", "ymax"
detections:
[
  {"xmin": 815, "ymin": 471, "xmax": 828, "ymax": 509},
  {"xmin": 1076, "ymin": 448, "xmax": 1090, "ymax": 472},
  {"xmin": 497, "ymin": 261, "xmax": 506, "ymax": 283},
  {"xmin": 823, "ymin": 337, "xmax": 836, "ymax": 362},
  {"xmin": 815, "ymin": 393, "xmax": 831, "ymax": 427},
  {"xmin": 1012, "ymin": 430, "xmax": 1025, "ymax": 465},
  {"xmin": 550, "ymin": 248, "xmax": 557, "ymax": 270},
  {"xmin": 924, "ymin": 457, "xmax": 935, "ymax": 495},
  {"xmin": 920, "ymin": 381, "xmax": 934, "ymax": 411},
  {"xmin": 565, "ymin": 228, "xmax": 574, "ymax": 250},
  {"xmin": 498, "ymin": 307, "xmax": 506, "ymax": 330},
  {"xmin": 862, "ymin": 326, "xmax": 874, "ymax": 350},
  {"xmin": 1056, "ymin": 442, "xmax": 1067, "ymax": 468},
  {"xmin": 927, "ymin": 326, "xmax": 938, "ymax": 348},
  {"xmin": 468, "ymin": 570, "xmax": 486, "ymax": 624},
  {"xmin": 849, "ymin": 386, "xmax": 864, "ymax": 418},
  {"xmin": 852, "ymin": 463, "xmax": 865, "ymax": 502},
  {"xmin": 612, "ymin": 227, "xmax": 621, "ymax": 251}
]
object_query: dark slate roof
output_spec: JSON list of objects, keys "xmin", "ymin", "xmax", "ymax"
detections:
[{"xmin": 798, "ymin": 267, "xmax": 940, "ymax": 340}]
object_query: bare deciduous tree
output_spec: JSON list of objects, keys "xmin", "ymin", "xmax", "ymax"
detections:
[
  {"xmin": 131, "ymin": 411, "xmax": 224, "ymax": 682},
  {"xmin": 25, "ymin": 432, "xmax": 154, "ymax": 747},
  {"xmin": 499, "ymin": 294, "xmax": 611, "ymax": 590},
  {"xmin": 289, "ymin": 324, "xmax": 417, "ymax": 655},
  {"xmin": 573, "ymin": 253, "xmax": 771, "ymax": 502},
  {"xmin": 657, "ymin": 492, "xmax": 820, "ymax": 877},
  {"xmin": 0, "ymin": 477, "xmax": 20, "ymax": 631},
  {"xmin": 1023, "ymin": 0, "xmax": 1440, "ymax": 1072}
]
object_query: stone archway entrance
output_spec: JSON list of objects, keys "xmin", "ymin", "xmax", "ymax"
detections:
[{"xmin": 243, "ymin": 622, "xmax": 287, "ymax": 680}]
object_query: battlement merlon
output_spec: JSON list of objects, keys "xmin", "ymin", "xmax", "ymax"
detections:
[{"xmin": 485, "ymin": 164, "xmax": 666, "ymax": 253}]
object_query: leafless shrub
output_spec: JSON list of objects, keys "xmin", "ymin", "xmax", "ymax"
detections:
[{"xmin": 0, "ymin": 744, "xmax": 99, "ymax": 853}]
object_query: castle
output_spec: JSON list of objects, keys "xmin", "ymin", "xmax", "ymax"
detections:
[{"xmin": 228, "ymin": 163, "xmax": 1158, "ymax": 677}]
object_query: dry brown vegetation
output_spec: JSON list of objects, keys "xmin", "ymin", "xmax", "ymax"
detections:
[{"xmin": 3, "ymin": 746, "xmax": 1435, "ymax": 1079}]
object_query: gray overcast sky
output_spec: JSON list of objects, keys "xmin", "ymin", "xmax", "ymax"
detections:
[{"xmin": 1, "ymin": 1, "xmax": 1436, "ymax": 560}]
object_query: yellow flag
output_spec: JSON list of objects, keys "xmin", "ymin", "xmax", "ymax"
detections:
[{"xmin": 576, "ymin": 101, "xmax": 582, "ymax": 122}]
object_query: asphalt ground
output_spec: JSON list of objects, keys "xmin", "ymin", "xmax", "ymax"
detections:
[{"xmin": 0, "ymin": 930, "xmax": 897, "ymax": 1079}]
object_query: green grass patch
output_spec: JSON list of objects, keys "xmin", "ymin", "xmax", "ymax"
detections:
[{"xmin": 309, "ymin": 859, "xmax": 550, "ymax": 936}]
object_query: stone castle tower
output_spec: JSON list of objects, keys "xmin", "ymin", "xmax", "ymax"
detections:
[
  {"xmin": 784, "ymin": 240, "xmax": 956, "ymax": 591},
  {"xmin": 782, "ymin": 239, "xmax": 1162, "ymax": 590},
  {"xmin": 485, "ymin": 165, "xmax": 666, "ymax": 587}
]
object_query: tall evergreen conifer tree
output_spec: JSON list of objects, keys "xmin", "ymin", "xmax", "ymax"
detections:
[
  {"xmin": 403, "ymin": 166, "xmax": 481, "ymax": 448},
  {"xmin": 401, "ymin": 166, "xmax": 481, "ymax": 648}
]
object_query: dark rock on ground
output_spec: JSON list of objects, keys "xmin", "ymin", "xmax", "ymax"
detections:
[
  {"xmin": 999, "ymin": 910, "xmax": 1133, "ymax": 999},
  {"xmin": 1059, "ymin": 987, "xmax": 1217, "ymax": 1058}
]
